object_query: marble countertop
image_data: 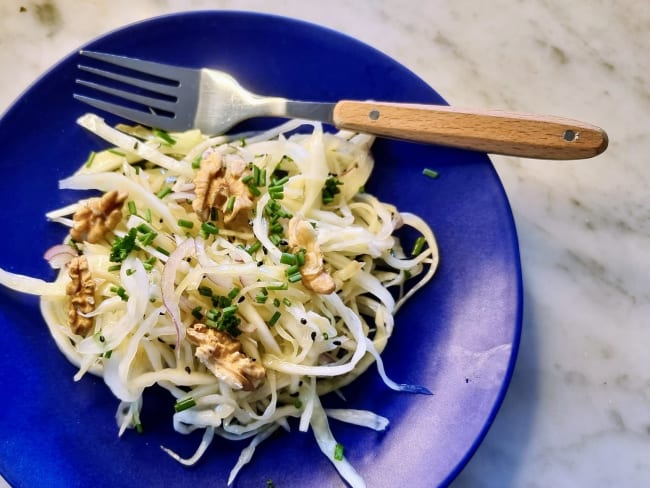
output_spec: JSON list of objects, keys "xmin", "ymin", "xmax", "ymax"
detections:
[{"xmin": 0, "ymin": 1, "xmax": 647, "ymax": 486}]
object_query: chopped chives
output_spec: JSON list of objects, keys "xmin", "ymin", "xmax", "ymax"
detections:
[
  {"xmin": 225, "ymin": 195, "xmax": 236, "ymax": 213},
  {"xmin": 288, "ymin": 272, "xmax": 302, "ymax": 283},
  {"xmin": 294, "ymin": 399, "xmax": 303, "ymax": 409},
  {"xmin": 269, "ymin": 191, "xmax": 284, "ymax": 200},
  {"xmin": 108, "ymin": 148, "xmax": 126, "ymax": 156},
  {"xmin": 282, "ymin": 298, "xmax": 292, "ymax": 307},
  {"xmin": 156, "ymin": 186, "xmax": 172, "ymax": 199},
  {"xmin": 177, "ymin": 218, "xmax": 194, "ymax": 229},
  {"xmin": 252, "ymin": 165, "xmax": 260, "ymax": 185},
  {"xmin": 280, "ymin": 253, "xmax": 296, "ymax": 265},
  {"xmin": 334, "ymin": 443, "xmax": 344, "ymax": 461},
  {"xmin": 422, "ymin": 167, "xmax": 439, "ymax": 179},
  {"xmin": 247, "ymin": 184, "xmax": 261, "ymax": 197},
  {"xmin": 255, "ymin": 294, "xmax": 268, "ymax": 304},
  {"xmin": 137, "ymin": 223, "xmax": 153, "ymax": 234},
  {"xmin": 411, "ymin": 236, "xmax": 427, "ymax": 256},
  {"xmin": 247, "ymin": 241, "xmax": 262, "ymax": 254},
  {"xmin": 155, "ymin": 246, "xmax": 170, "ymax": 256},
  {"xmin": 127, "ymin": 201, "xmax": 137, "ymax": 215},
  {"xmin": 191, "ymin": 306, "xmax": 203, "ymax": 320},
  {"xmin": 144, "ymin": 208, "xmax": 152, "ymax": 223},
  {"xmin": 126, "ymin": 268, "xmax": 136, "ymax": 276},
  {"xmin": 191, "ymin": 155, "xmax": 201, "ymax": 169},
  {"xmin": 227, "ymin": 287, "xmax": 241, "ymax": 300},
  {"xmin": 268, "ymin": 310, "xmax": 281, "ymax": 326},
  {"xmin": 222, "ymin": 305, "xmax": 238, "ymax": 316},
  {"xmin": 267, "ymin": 282, "xmax": 288, "ymax": 291},
  {"xmin": 269, "ymin": 234, "xmax": 282, "ymax": 246},
  {"xmin": 296, "ymin": 249, "xmax": 306, "ymax": 266},
  {"xmin": 84, "ymin": 151, "xmax": 96, "ymax": 168},
  {"xmin": 198, "ymin": 286, "xmax": 213, "ymax": 297},
  {"xmin": 259, "ymin": 168, "xmax": 267, "ymax": 187},
  {"xmin": 201, "ymin": 222, "xmax": 219, "ymax": 236},
  {"xmin": 154, "ymin": 128, "xmax": 176, "ymax": 145},
  {"xmin": 241, "ymin": 174, "xmax": 254, "ymax": 184},
  {"xmin": 273, "ymin": 298, "xmax": 281, "ymax": 308},
  {"xmin": 174, "ymin": 397, "xmax": 196, "ymax": 413},
  {"xmin": 103, "ymin": 350, "xmax": 113, "ymax": 359},
  {"xmin": 272, "ymin": 175, "xmax": 289, "ymax": 186},
  {"xmin": 286, "ymin": 264, "xmax": 300, "ymax": 276},
  {"xmin": 270, "ymin": 223, "xmax": 283, "ymax": 235},
  {"xmin": 107, "ymin": 264, "xmax": 121, "ymax": 272},
  {"xmin": 403, "ymin": 269, "xmax": 413, "ymax": 280}
]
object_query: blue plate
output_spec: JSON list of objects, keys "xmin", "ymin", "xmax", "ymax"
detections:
[{"xmin": 0, "ymin": 11, "xmax": 522, "ymax": 488}]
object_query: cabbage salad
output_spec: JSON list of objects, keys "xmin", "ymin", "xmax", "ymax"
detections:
[{"xmin": 0, "ymin": 113, "xmax": 438, "ymax": 487}]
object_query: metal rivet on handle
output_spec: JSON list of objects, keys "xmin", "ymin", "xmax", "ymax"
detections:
[{"xmin": 368, "ymin": 109, "xmax": 380, "ymax": 121}]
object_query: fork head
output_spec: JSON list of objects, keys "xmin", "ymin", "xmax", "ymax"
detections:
[{"xmin": 74, "ymin": 50, "xmax": 200, "ymax": 132}]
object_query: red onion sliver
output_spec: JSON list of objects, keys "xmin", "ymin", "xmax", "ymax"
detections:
[{"xmin": 161, "ymin": 237, "xmax": 196, "ymax": 354}]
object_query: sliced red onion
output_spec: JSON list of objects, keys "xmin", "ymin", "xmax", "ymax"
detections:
[
  {"xmin": 43, "ymin": 244, "xmax": 78, "ymax": 269},
  {"xmin": 161, "ymin": 237, "xmax": 196, "ymax": 354}
]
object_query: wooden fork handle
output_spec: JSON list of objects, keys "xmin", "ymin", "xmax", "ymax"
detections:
[{"xmin": 332, "ymin": 100, "xmax": 608, "ymax": 160}]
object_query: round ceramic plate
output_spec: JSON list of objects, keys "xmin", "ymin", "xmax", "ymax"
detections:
[{"xmin": 0, "ymin": 11, "xmax": 522, "ymax": 488}]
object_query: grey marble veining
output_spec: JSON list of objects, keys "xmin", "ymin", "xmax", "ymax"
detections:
[{"xmin": 1, "ymin": 1, "xmax": 649, "ymax": 487}]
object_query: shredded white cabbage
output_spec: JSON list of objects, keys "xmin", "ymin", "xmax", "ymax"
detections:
[{"xmin": 0, "ymin": 113, "xmax": 439, "ymax": 486}]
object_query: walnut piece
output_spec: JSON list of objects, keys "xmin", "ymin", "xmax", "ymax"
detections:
[
  {"xmin": 287, "ymin": 215, "xmax": 336, "ymax": 294},
  {"xmin": 71, "ymin": 190, "xmax": 127, "ymax": 243},
  {"xmin": 66, "ymin": 256, "xmax": 95, "ymax": 336},
  {"xmin": 186, "ymin": 323, "xmax": 265, "ymax": 391},
  {"xmin": 192, "ymin": 152, "xmax": 253, "ymax": 223}
]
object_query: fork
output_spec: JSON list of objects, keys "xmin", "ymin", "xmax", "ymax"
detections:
[{"xmin": 74, "ymin": 51, "xmax": 607, "ymax": 160}]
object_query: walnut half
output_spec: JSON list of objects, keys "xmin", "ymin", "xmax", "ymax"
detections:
[
  {"xmin": 66, "ymin": 256, "xmax": 95, "ymax": 336},
  {"xmin": 192, "ymin": 152, "xmax": 253, "ymax": 224},
  {"xmin": 71, "ymin": 190, "xmax": 128, "ymax": 243},
  {"xmin": 186, "ymin": 324, "xmax": 265, "ymax": 391},
  {"xmin": 287, "ymin": 216, "xmax": 336, "ymax": 294}
]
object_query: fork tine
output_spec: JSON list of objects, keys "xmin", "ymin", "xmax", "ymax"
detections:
[
  {"xmin": 73, "ymin": 94, "xmax": 180, "ymax": 131},
  {"xmin": 79, "ymin": 50, "xmax": 192, "ymax": 81},
  {"xmin": 75, "ymin": 79, "xmax": 177, "ymax": 113},
  {"xmin": 78, "ymin": 65, "xmax": 179, "ymax": 97}
]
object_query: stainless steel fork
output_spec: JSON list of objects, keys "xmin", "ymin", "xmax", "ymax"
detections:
[{"xmin": 74, "ymin": 51, "xmax": 607, "ymax": 160}]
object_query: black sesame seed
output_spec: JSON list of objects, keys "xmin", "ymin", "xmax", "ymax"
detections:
[
  {"xmin": 300, "ymin": 318, "xmax": 307, "ymax": 325},
  {"xmin": 185, "ymin": 366, "xmax": 191, "ymax": 374},
  {"xmin": 310, "ymin": 331, "xmax": 317, "ymax": 340}
]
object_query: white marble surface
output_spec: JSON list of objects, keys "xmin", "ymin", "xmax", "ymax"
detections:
[{"xmin": 0, "ymin": 1, "xmax": 648, "ymax": 487}]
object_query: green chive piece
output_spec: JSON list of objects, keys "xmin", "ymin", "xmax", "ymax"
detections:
[
  {"xmin": 280, "ymin": 253, "xmax": 296, "ymax": 265},
  {"xmin": 107, "ymin": 264, "xmax": 121, "ymax": 272},
  {"xmin": 259, "ymin": 168, "xmax": 267, "ymax": 187},
  {"xmin": 252, "ymin": 165, "xmax": 260, "ymax": 185},
  {"xmin": 282, "ymin": 298, "xmax": 292, "ymax": 307},
  {"xmin": 272, "ymin": 175, "xmax": 289, "ymax": 186},
  {"xmin": 225, "ymin": 195, "xmax": 236, "ymax": 213},
  {"xmin": 127, "ymin": 201, "xmax": 137, "ymax": 215},
  {"xmin": 411, "ymin": 236, "xmax": 427, "ymax": 256},
  {"xmin": 334, "ymin": 443, "xmax": 344, "ymax": 461},
  {"xmin": 247, "ymin": 184, "xmax": 262, "ymax": 196},
  {"xmin": 154, "ymin": 128, "xmax": 176, "ymax": 146},
  {"xmin": 268, "ymin": 310, "xmax": 281, "ymax": 326},
  {"xmin": 255, "ymin": 294, "xmax": 268, "ymax": 304},
  {"xmin": 294, "ymin": 399, "xmax": 303, "ymax": 409},
  {"xmin": 422, "ymin": 167, "xmax": 439, "ymax": 179},
  {"xmin": 177, "ymin": 218, "xmax": 194, "ymax": 229},
  {"xmin": 288, "ymin": 272, "xmax": 303, "ymax": 283},
  {"xmin": 267, "ymin": 282, "xmax": 288, "ymax": 291},
  {"xmin": 269, "ymin": 234, "xmax": 282, "ymax": 246},
  {"xmin": 126, "ymin": 268, "xmax": 136, "ymax": 276},
  {"xmin": 155, "ymin": 246, "xmax": 170, "ymax": 256},
  {"xmin": 191, "ymin": 155, "xmax": 201, "ymax": 169},
  {"xmin": 241, "ymin": 174, "xmax": 254, "ymax": 184},
  {"xmin": 296, "ymin": 249, "xmax": 306, "ymax": 266},
  {"xmin": 198, "ymin": 286, "xmax": 213, "ymax": 297},
  {"xmin": 404, "ymin": 269, "xmax": 413, "ymax": 280},
  {"xmin": 200, "ymin": 222, "xmax": 219, "ymax": 236},
  {"xmin": 247, "ymin": 241, "xmax": 262, "ymax": 254},
  {"xmin": 227, "ymin": 287, "xmax": 241, "ymax": 300},
  {"xmin": 108, "ymin": 148, "xmax": 126, "ymax": 156},
  {"xmin": 84, "ymin": 151, "xmax": 96, "ymax": 168},
  {"xmin": 191, "ymin": 306, "xmax": 204, "ymax": 320},
  {"xmin": 286, "ymin": 264, "xmax": 300, "ymax": 276},
  {"xmin": 103, "ymin": 350, "xmax": 113, "ymax": 359},
  {"xmin": 144, "ymin": 208, "xmax": 152, "ymax": 223},
  {"xmin": 156, "ymin": 186, "xmax": 172, "ymax": 199},
  {"xmin": 174, "ymin": 397, "xmax": 196, "ymax": 413},
  {"xmin": 273, "ymin": 298, "xmax": 281, "ymax": 308}
]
